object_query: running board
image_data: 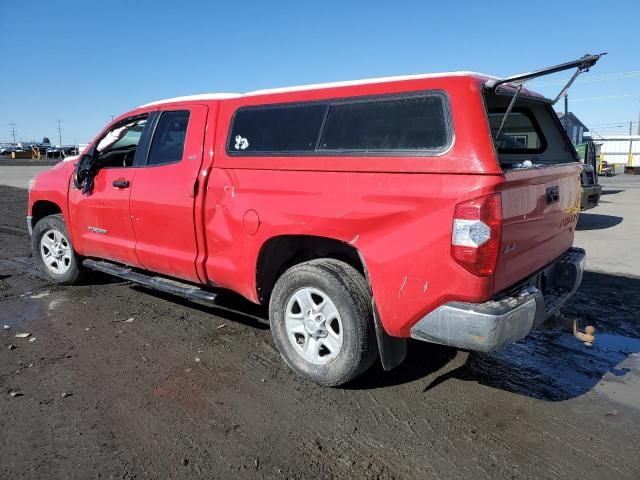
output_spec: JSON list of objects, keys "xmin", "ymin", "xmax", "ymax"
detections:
[{"xmin": 83, "ymin": 259, "xmax": 218, "ymax": 305}]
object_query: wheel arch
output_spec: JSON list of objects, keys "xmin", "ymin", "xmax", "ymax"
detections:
[
  {"xmin": 255, "ymin": 234, "xmax": 407, "ymax": 371},
  {"xmin": 31, "ymin": 200, "xmax": 63, "ymax": 227},
  {"xmin": 255, "ymin": 234, "xmax": 364, "ymax": 305}
]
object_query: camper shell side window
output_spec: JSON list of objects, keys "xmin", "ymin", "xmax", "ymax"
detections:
[{"xmin": 226, "ymin": 91, "xmax": 453, "ymax": 157}]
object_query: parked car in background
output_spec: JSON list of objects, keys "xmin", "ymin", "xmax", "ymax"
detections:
[
  {"xmin": 0, "ymin": 144, "xmax": 15, "ymax": 155},
  {"xmin": 46, "ymin": 146, "xmax": 64, "ymax": 158},
  {"xmin": 27, "ymin": 54, "xmax": 602, "ymax": 385},
  {"xmin": 37, "ymin": 144, "xmax": 51, "ymax": 155},
  {"xmin": 580, "ymin": 164, "xmax": 601, "ymax": 210},
  {"xmin": 65, "ymin": 146, "xmax": 79, "ymax": 156},
  {"xmin": 576, "ymin": 141, "xmax": 602, "ymax": 210},
  {"xmin": 46, "ymin": 145, "xmax": 78, "ymax": 159}
]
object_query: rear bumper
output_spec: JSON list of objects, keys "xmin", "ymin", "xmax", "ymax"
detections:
[
  {"xmin": 410, "ymin": 248, "xmax": 586, "ymax": 352},
  {"xmin": 581, "ymin": 184, "xmax": 602, "ymax": 211}
]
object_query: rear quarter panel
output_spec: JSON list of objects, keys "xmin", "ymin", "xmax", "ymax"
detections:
[{"xmin": 204, "ymin": 169, "xmax": 504, "ymax": 337}]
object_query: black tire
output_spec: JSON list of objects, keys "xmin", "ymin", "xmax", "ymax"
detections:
[
  {"xmin": 31, "ymin": 214, "xmax": 84, "ymax": 285},
  {"xmin": 269, "ymin": 259, "xmax": 378, "ymax": 386}
]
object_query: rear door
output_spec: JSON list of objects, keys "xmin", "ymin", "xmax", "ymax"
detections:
[{"xmin": 129, "ymin": 104, "xmax": 209, "ymax": 282}]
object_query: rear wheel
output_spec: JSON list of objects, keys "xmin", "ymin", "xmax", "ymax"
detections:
[
  {"xmin": 269, "ymin": 259, "xmax": 378, "ymax": 386},
  {"xmin": 32, "ymin": 214, "xmax": 84, "ymax": 285}
]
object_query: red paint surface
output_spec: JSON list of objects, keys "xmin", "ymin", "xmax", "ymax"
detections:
[{"xmin": 28, "ymin": 74, "xmax": 581, "ymax": 337}]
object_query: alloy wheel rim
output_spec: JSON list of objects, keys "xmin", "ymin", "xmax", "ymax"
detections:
[
  {"xmin": 284, "ymin": 287, "xmax": 343, "ymax": 364},
  {"xmin": 40, "ymin": 228, "xmax": 72, "ymax": 275}
]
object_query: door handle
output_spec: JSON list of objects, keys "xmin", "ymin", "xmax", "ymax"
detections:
[
  {"xmin": 113, "ymin": 179, "xmax": 130, "ymax": 189},
  {"xmin": 546, "ymin": 186, "xmax": 559, "ymax": 204}
]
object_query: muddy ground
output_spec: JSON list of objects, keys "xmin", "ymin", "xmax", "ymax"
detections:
[{"xmin": 1, "ymin": 182, "xmax": 640, "ymax": 479}]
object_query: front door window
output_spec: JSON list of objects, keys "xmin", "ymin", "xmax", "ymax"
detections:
[{"xmin": 96, "ymin": 116, "xmax": 148, "ymax": 168}]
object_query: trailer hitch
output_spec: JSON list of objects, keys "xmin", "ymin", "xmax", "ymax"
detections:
[{"xmin": 573, "ymin": 319, "xmax": 596, "ymax": 347}]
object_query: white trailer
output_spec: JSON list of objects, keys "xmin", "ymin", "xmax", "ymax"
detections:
[{"xmin": 591, "ymin": 135, "xmax": 640, "ymax": 169}]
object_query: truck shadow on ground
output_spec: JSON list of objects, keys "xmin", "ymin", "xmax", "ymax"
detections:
[
  {"xmin": 577, "ymin": 213, "xmax": 623, "ymax": 231},
  {"xmin": 131, "ymin": 285, "xmax": 270, "ymax": 331},
  {"xmin": 347, "ymin": 341, "xmax": 460, "ymax": 390},
  {"xmin": 351, "ymin": 272, "xmax": 640, "ymax": 402}
]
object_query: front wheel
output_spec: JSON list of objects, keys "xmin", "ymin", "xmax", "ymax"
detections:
[
  {"xmin": 31, "ymin": 214, "xmax": 84, "ymax": 285},
  {"xmin": 269, "ymin": 259, "xmax": 378, "ymax": 386}
]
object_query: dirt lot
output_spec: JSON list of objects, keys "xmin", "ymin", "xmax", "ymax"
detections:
[{"xmin": 1, "ymin": 175, "xmax": 640, "ymax": 480}]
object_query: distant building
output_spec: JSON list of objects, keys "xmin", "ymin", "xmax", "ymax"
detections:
[{"xmin": 557, "ymin": 112, "xmax": 588, "ymax": 145}]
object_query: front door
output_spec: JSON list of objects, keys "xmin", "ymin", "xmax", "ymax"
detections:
[
  {"xmin": 129, "ymin": 104, "xmax": 209, "ymax": 282},
  {"xmin": 68, "ymin": 114, "xmax": 153, "ymax": 266}
]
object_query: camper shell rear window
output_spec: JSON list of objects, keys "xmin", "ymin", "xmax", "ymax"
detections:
[
  {"xmin": 484, "ymin": 90, "xmax": 578, "ymax": 169},
  {"xmin": 226, "ymin": 91, "xmax": 453, "ymax": 156}
]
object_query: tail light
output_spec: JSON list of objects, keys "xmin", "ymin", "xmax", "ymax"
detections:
[{"xmin": 451, "ymin": 193, "xmax": 502, "ymax": 276}]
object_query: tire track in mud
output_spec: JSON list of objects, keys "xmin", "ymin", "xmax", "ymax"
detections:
[{"xmin": 93, "ymin": 283, "xmax": 404, "ymax": 478}]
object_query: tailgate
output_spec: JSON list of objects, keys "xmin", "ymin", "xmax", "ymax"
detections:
[{"xmin": 493, "ymin": 163, "xmax": 582, "ymax": 293}]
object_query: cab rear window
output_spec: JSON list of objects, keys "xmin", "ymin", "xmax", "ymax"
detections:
[
  {"xmin": 227, "ymin": 92, "xmax": 452, "ymax": 156},
  {"xmin": 488, "ymin": 109, "xmax": 546, "ymax": 153}
]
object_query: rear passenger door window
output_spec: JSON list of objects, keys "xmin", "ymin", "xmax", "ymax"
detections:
[{"xmin": 147, "ymin": 110, "xmax": 190, "ymax": 166}]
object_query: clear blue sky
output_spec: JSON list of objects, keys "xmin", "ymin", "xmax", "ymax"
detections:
[{"xmin": 2, "ymin": 0, "xmax": 639, "ymax": 144}]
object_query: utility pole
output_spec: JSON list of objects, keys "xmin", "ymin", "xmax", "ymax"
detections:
[
  {"xmin": 56, "ymin": 120, "xmax": 63, "ymax": 146},
  {"xmin": 9, "ymin": 123, "xmax": 17, "ymax": 143},
  {"xmin": 629, "ymin": 120, "xmax": 634, "ymax": 167}
]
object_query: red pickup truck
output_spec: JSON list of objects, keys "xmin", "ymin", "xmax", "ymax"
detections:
[{"xmin": 27, "ymin": 55, "xmax": 601, "ymax": 385}]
